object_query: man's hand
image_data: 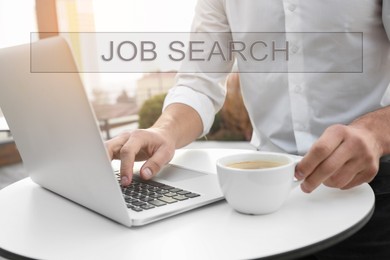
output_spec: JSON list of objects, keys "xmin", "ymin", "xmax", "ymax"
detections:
[
  {"xmin": 295, "ymin": 124, "xmax": 383, "ymax": 193},
  {"xmin": 105, "ymin": 128, "xmax": 175, "ymax": 186},
  {"xmin": 105, "ymin": 103, "xmax": 203, "ymax": 186}
]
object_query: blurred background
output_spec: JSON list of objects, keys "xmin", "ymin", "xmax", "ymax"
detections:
[{"xmin": 0, "ymin": 0, "xmax": 252, "ymax": 187}]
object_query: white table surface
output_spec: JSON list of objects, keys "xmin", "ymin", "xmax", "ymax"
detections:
[{"xmin": 0, "ymin": 149, "xmax": 375, "ymax": 260}]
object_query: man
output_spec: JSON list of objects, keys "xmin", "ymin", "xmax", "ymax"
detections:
[{"xmin": 106, "ymin": 1, "xmax": 390, "ymax": 258}]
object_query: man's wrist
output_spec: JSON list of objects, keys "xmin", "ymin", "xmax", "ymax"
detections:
[
  {"xmin": 150, "ymin": 103, "xmax": 203, "ymax": 149},
  {"xmin": 350, "ymin": 108, "xmax": 390, "ymax": 156}
]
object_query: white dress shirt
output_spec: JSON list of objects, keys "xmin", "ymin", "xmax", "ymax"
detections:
[{"xmin": 163, "ymin": 0, "xmax": 390, "ymax": 155}]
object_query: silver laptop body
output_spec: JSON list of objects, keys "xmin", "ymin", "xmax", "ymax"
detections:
[{"xmin": 0, "ymin": 36, "xmax": 223, "ymax": 227}]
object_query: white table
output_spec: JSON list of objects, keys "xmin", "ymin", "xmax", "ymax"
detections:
[{"xmin": 0, "ymin": 149, "xmax": 375, "ymax": 260}]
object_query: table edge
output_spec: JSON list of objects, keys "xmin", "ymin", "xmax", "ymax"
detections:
[
  {"xmin": 0, "ymin": 193, "xmax": 375, "ymax": 260},
  {"xmin": 0, "ymin": 247, "xmax": 36, "ymax": 260},
  {"xmin": 258, "ymin": 203, "xmax": 375, "ymax": 260}
]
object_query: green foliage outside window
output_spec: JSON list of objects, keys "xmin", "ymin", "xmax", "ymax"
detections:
[{"xmin": 138, "ymin": 93, "xmax": 167, "ymax": 129}]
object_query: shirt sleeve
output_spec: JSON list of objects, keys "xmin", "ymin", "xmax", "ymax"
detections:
[
  {"xmin": 380, "ymin": 79, "xmax": 390, "ymax": 107},
  {"xmin": 383, "ymin": 0, "xmax": 390, "ymax": 41},
  {"xmin": 163, "ymin": 0, "xmax": 234, "ymax": 137},
  {"xmin": 382, "ymin": 2, "xmax": 390, "ymax": 106}
]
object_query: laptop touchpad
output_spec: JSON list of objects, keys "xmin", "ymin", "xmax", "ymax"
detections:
[{"xmin": 155, "ymin": 164, "xmax": 206, "ymax": 182}]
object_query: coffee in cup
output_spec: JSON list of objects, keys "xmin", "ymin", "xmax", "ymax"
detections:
[
  {"xmin": 216, "ymin": 152, "xmax": 301, "ymax": 215},
  {"xmin": 227, "ymin": 160, "xmax": 286, "ymax": 170}
]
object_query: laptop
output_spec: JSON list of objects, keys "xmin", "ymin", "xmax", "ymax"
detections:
[{"xmin": 0, "ymin": 36, "xmax": 223, "ymax": 227}]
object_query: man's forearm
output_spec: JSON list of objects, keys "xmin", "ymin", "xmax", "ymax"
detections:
[
  {"xmin": 350, "ymin": 105, "xmax": 390, "ymax": 156},
  {"xmin": 151, "ymin": 103, "xmax": 204, "ymax": 149}
]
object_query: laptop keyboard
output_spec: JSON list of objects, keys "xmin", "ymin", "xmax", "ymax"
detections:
[{"xmin": 116, "ymin": 174, "xmax": 200, "ymax": 212}]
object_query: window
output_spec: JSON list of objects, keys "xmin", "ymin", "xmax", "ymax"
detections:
[
  {"xmin": 0, "ymin": 0, "xmax": 38, "ymax": 130},
  {"xmin": 0, "ymin": 0, "xmax": 37, "ymax": 165},
  {"xmin": 54, "ymin": 0, "xmax": 197, "ymax": 138},
  {"xmin": 0, "ymin": 0, "xmax": 38, "ymax": 49}
]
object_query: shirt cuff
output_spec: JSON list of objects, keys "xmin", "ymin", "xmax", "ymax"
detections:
[
  {"xmin": 381, "ymin": 81, "xmax": 390, "ymax": 107},
  {"xmin": 163, "ymin": 86, "xmax": 216, "ymax": 137}
]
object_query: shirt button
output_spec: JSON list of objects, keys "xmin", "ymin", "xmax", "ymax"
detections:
[
  {"xmin": 291, "ymin": 45, "xmax": 299, "ymax": 54},
  {"xmin": 288, "ymin": 4, "xmax": 296, "ymax": 12}
]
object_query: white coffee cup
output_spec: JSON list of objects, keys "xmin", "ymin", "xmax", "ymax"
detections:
[{"xmin": 216, "ymin": 152, "xmax": 301, "ymax": 215}]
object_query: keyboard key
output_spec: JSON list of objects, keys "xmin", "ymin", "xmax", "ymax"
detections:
[
  {"xmin": 140, "ymin": 197, "xmax": 154, "ymax": 202},
  {"xmin": 158, "ymin": 196, "xmax": 178, "ymax": 204},
  {"xmin": 124, "ymin": 189, "xmax": 133, "ymax": 196},
  {"xmin": 185, "ymin": 193, "xmax": 200, "ymax": 198},
  {"xmin": 131, "ymin": 194, "xmax": 143, "ymax": 199},
  {"xmin": 139, "ymin": 195, "xmax": 148, "ymax": 200},
  {"xmin": 164, "ymin": 192, "xmax": 177, "ymax": 197},
  {"xmin": 132, "ymin": 201, "xmax": 147, "ymax": 207},
  {"xmin": 127, "ymin": 204, "xmax": 143, "ymax": 212},
  {"xmin": 149, "ymin": 193, "xmax": 163, "ymax": 199},
  {"xmin": 141, "ymin": 204, "xmax": 155, "ymax": 210},
  {"xmin": 156, "ymin": 189, "xmax": 169, "ymax": 195},
  {"xmin": 140, "ymin": 190, "xmax": 150, "ymax": 195},
  {"xmin": 125, "ymin": 197, "xmax": 138, "ymax": 203},
  {"xmin": 177, "ymin": 190, "xmax": 191, "ymax": 195},
  {"xmin": 149, "ymin": 200, "xmax": 167, "ymax": 207},
  {"xmin": 161, "ymin": 185, "xmax": 174, "ymax": 190},
  {"xmin": 173, "ymin": 195, "xmax": 188, "ymax": 201},
  {"xmin": 147, "ymin": 180, "xmax": 165, "ymax": 188},
  {"xmin": 169, "ymin": 188, "xmax": 182, "ymax": 193}
]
